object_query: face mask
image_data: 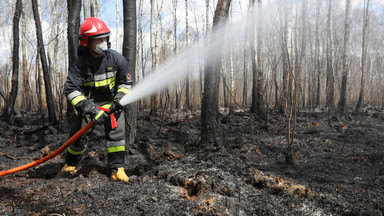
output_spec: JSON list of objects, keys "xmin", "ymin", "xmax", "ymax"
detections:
[{"xmin": 93, "ymin": 41, "xmax": 108, "ymax": 55}]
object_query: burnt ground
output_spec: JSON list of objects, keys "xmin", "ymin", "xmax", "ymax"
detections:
[{"xmin": 0, "ymin": 106, "xmax": 383, "ymax": 216}]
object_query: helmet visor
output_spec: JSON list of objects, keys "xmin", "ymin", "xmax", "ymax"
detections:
[{"xmin": 89, "ymin": 32, "xmax": 111, "ymax": 39}]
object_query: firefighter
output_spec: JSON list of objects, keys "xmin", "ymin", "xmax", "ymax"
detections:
[{"xmin": 62, "ymin": 17, "xmax": 132, "ymax": 182}]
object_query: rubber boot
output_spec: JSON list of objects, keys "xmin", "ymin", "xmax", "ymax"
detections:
[
  {"xmin": 61, "ymin": 164, "xmax": 78, "ymax": 175},
  {"xmin": 111, "ymin": 167, "xmax": 129, "ymax": 182}
]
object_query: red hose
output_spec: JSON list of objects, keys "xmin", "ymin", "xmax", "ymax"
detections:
[{"xmin": 0, "ymin": 121, "xmax": 95, "ymax": 177}]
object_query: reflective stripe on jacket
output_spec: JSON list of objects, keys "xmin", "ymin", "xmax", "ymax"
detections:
[{"xmin": 65, "ymin": 49, "xmax": 132, "ymax": 111}]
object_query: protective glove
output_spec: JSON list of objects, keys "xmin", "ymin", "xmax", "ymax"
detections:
[
  {"xmin": 110, "ymin": 92, "xmax": 125, "ymax": 113},
  {"xmin": 80, "ymin": 100, "xmax": 109, "ymax": 125},
  {"xmin": 89, "ymin": 106, "xmax": 109, "ymax": 125}
]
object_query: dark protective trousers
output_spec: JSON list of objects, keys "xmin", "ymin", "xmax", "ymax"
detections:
[{"xmin": 65, "ymin": 110, "xmax": 126, "ymax": 169}]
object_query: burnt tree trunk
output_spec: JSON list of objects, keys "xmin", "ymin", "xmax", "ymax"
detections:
[
  {"xmin": 66, "ymin": 0, "xmax": 81, "ymax": 118},
  {"xmin": 355, "ymin": 0, "xmax": 370, "ymax": 113},
  {"xmin": 2, "ymin": 0, "xmax": 22, "ymax": 124},
  {"xmin": 201, "ymin": 0, "xmax": 231, "ymax": 149},
  {"xmin": 315, "ymin": 0, "xmax": 321, "ymax": 107},
  {"xmin": 32, "ymin": 0, "xmax": 57, "ymax": 125},
  {"xmin": 249, "ymin": 0, "xmax": 257, "ymax": 114},
  {"xmin": 326, "ymin": 0, "xmax": 335, "ymax": 110},
  {"xmin": 338, "ymin": 0, "xmax": 352, "ymax": 113},
  {"xmin": 185, "ymin": 0, "xmax": 190, "ymax": 110},
  {"xmin": 280, "ymin": 0, "xmax": 292, "ymax": 114},
  {"xmin": 123, "ymin": 0, "xmax": 137, "ymax": 145},
  {"xmin": 150, "ymin": 0, "xmax": 157, "ymax": 116},
  {"xmin": 255, "ymin": 0, "xmax": 264, "ymax": 115}
]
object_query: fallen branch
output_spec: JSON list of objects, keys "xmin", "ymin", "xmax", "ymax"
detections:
[{"xmin": 0, "ymin": 152, "xmax": 39, "ymax": 160}]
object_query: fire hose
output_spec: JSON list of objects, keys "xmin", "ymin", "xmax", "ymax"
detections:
[
  {"xmin": 0, "ymin": 105, "xmax": 118, "ymax": 177},
  {"xmin": 0, "ymin": 121, "xmax": 95, "ymax": 177}
]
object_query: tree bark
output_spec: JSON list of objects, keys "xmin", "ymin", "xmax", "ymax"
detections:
[
  {"xmin": 123, "ymin": 0, "xmax": 137, "ymax": 146},
  {"xmin": 296, "ymin": 0, "xmax": 307, "ymax": 110},
  {"xmin": 22, "ymin": 5, "xmax": 31, "ymax": 111},
  {"xmin": 116, "ymin": 0, "xmax": 119, "ymax": 51},
  {"xmin": 280, "ymin": 0, "xmax": 292, "ymax": 114},
  {"xmin": 90, "ymin": 0, "xmax": 95, "ymax": 17},
  {"xmin": 255, "ymin": 0, "xmax": 264, "ymax": 115},
  {"xmin": 66, "ymin": 0, "xmax": 81, "ymax": 119},
  {"xmin": 83, "ymin": 0, "xmax": 88, "ymax": 19},
  {"xmin": 326, "ymin": 0, "xmax": 335, "ymax": 110},
  {"xmin": 201, "ymin": 0, "xmax": 232, "ymax": 148},
  {"xmin": 32, "ymin": 0, "xmax": 57, "ymax": 125},
  {"xmin": 355, "ymin": 0, "xmax": 370, "ymax": 113},
  {"xmin": 338, "ymin": 0, "xmax": 352, "ymax": 113},
  {"xmin": 315, "ymin": 0, "xmax": 321, "ymax": 107},
  {"xmin": 172, "ymin": 0, "xmax": 181, "ymax": 110},
  {"xmin": 150, "ymin": 0, "xmax": 157, "ymax": 115},
  {"xmin": 185, "ymin": 0, "xmax": 190, "ymax": 109},
  {"xmin": 2, "ymin": 0, "xmax": 22, "ymax": 123},
  {"xmin": 249, "ymin": 0, "xmax": 257, "ymax": 113}
]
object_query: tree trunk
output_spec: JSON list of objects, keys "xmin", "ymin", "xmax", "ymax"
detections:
[
  {"xmin": 172, "ymin": 0, "xmax": 180, "ymax": 110},
  {"xmin": 66, "ymin": 0, "xmax": 81, "ymax": 119},
  {"xmin": 355, "ymin": 0, "xmax": 370, "ymax": 113},
  {"xmin": 255, "ymin": 0, "xmax": 264, "ymax": 115},
  {"xmin": 22, "ymin": 6, "xmax": 31, "ymax": 111},
  {"xmin": 32, "ymin": 0, "xmax": 57, "ymax": 125},
  {"xmin": 2, "ymin": 0, "xmax": 22, "ymax": 123},
  {"xmin": 280, "ymin": 0, "xmax": 292, "ymax": 114},
  {"xmin": 136, "ymin": 0, "xmax": 143, "ymax": 111},
  {"xmin": 229, "ymin": 36, "xmax": 234, "ymax": 114},
  {"xmin": 90, "ymin": 0, "xmax": 95, "ymax": 17},
  {"xmin": 150, "ymin": 0, "xmax": 157, "ymax": 116},
  {"xmin": 326, "ymin": 0, "xmax": 335, "ymax": 110},
  {"xmin": 116, "ymin": 0, "xmax": 119, "ymax": 51},
  {"xmin": 222, "ymin": 59, "xmax": 228, "ymax": 109},
  {"xmin": 242, "ymin": 20, "xmax": 248, "ymax": 108},
  {"xmin": 122, "ymin": 0, "xmax": 137, "ymax": 146},
  {"xmin": 249, "ymin": 0, "xmax": 257, "ymax": 113},
  {"xmin": 315, "ymin": 0, "xmax": 321, "ymax": 107},
  {"xmin": 185, "ymin": 0, "xmax": 190, "ymax": 110},
  {"xmin": 83, "ymin": 0, "xmax": 88, "ymax": 19},
  {"xmin": 296, "ymin": 0, "xmax": 307, "ymax": 110},
  {"xmin": 201, "ymin": 0, "xmax": 232, "ymax": 149},
  {"xmin": 338, "ymin": 0, "xmax": 352, "ymax": 113},
  {"xmin": 272, "ymin": 31, "xmax": 279, "ymax": 109}
]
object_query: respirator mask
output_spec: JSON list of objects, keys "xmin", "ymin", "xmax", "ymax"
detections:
[{"xmin": 93, "ymin": 41, "xmax": 108, "ymax": 55}]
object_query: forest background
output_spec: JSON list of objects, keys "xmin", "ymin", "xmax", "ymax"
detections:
[{"xmin": 0, "ymin": 0, "xmax": 383, "ymax": 125}]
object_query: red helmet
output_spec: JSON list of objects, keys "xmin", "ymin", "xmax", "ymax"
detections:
[{"xmin": 79, "ymin": 17, "xmax": 111, "ymax": 47}]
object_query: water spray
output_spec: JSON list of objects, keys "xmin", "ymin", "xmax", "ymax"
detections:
[{"xmin": 0, "ymin": 5, "xmax": 260, "ymax": 176}]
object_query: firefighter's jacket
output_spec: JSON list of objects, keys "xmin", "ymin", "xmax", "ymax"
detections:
[{"xmin": 65, "ymin": 49, "xmax": 132, "ymax": 112}]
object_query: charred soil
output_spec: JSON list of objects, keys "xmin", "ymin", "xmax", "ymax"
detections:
[{"xmin": 1, "ymin": 107, "xmax": 383, "ymax": 215}]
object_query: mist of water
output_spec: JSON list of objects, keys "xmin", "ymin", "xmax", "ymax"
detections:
[{"xmin": 119, "ymin": 7, "xmax": 253, "ymax": 107}]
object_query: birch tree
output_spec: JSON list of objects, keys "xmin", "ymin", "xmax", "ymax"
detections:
[
  {"xmin": 66, "ymin": 0, "xmax": 81, "ymax": 118},
  {"xmin": 326, "ymin": 0, "xmax": 335, "ymax": 110},
  {"xmin": 201, "ymin": 0, "xmax": 232, "ymax": 149},
  {"xmin": 249, "ymin": 0, "xmax": 258, "ymax": 113},
  {"xmin": 32, "ymin": 0, "xmax": 57, "ymax": 125},
  {"xmin": 150, "ymin": 0, "xmax": 158, "ymax": 115},
  {"xmin": 2, "ymin": 0, "xmax": 22, "ymax": 124},
  {"xmin": 355, "ymin": 0, "xmax": 370, "ymax": 113},
  {"xmin": 338, "ymin": 0, "xmax": 352, "ymax": 113},
  {"xmin": 255, "ymin": 0, "xmax": 264, "ymax": 115},
  {"xmin": 123, "ymin": 0, "xmax": 137, "ymax": 145},
  {"xmin": 315, "ymin": 0, "xmax": 321, "ymax": 107},
  {"xmin": 185, "ymin": 0, "xmax": 190, "ymax": 109},
  {"xmin": 21, "ymin": 2, "xmax": 32, "ymax": 111},
  {"xmin": 296, "ymin": 0, "xmax": 307, "ymax": 109},
  {"xmin": 280, "ymin": 0, "xmax": 292, "ymax": 114}
]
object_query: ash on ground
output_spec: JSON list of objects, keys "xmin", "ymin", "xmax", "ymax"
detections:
[{"xmin": 1, "ymin": 108, "xmax": 383, "ymax": 215}]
